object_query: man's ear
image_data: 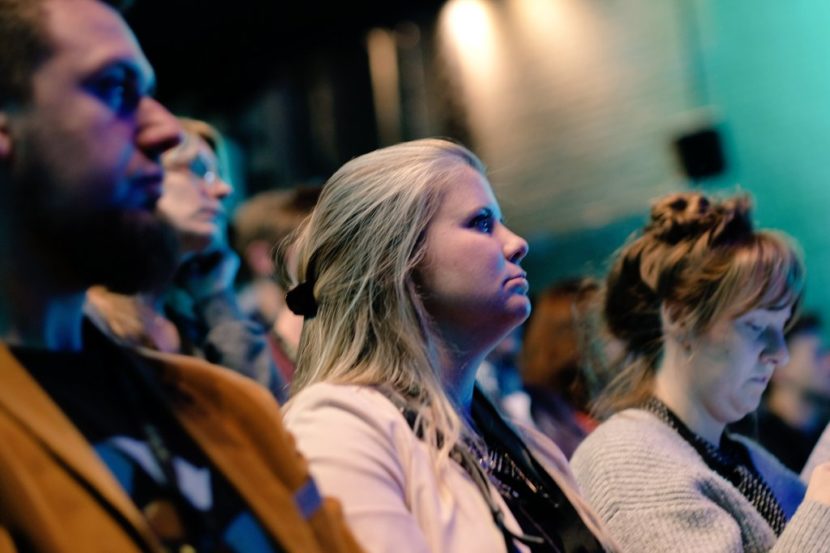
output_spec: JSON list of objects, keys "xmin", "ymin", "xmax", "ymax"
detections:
[{"xmin": 0, "ymin": 111, "xmax": 11, "ymax": 160}]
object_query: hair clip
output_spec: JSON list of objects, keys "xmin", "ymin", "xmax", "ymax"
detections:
[{"xmin": 286, "ymin": 280, "xmax": 318, "ymax": 318}]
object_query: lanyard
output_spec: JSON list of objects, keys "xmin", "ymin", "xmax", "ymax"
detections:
[{"xmin": 116, "ymin": 349, "xmax": 221, "ymax": 552}]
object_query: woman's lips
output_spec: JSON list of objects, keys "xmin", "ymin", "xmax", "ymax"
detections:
[{"xmin": 505, "ymin": 273, "xmax": 529, "ymax": 294}]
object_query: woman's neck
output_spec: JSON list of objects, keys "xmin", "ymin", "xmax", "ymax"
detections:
[
  {"xmin": 434, "ymin": 339, "xmax": 486, "ymax": 416},
  {"xmin": 654, "ymin": 342, "xmax": 725, "ymax": 445}
]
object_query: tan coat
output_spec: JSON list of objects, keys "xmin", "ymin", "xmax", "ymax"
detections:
[{"xmin": 0, "ymin": 344, "xmax": 363, "ymax": 553}]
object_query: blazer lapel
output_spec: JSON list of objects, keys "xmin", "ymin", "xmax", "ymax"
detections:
[
  {"xmin": 0, "ymin": 344, "xmax": 161, "ymax": 551},
  {"xmin": 144, "ymin": 350, "xmax": 322, "ymax": 553}
]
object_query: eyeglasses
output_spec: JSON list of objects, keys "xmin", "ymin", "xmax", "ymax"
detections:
[{"xmin": 167, "ymin": 154, "xmax": 221, "ymax": 185}]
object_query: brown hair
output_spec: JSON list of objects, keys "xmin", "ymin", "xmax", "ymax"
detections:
[
  {"xmin": 520, "ymin": 278, "xmax": 599, "ymax": 409},
  {"xmin": 594, "ymin": 192, "xmax": 805, "ymax": 418},
  {"xmin": 232, "ymin": 186, "xmax": 322, "ymax": 255}
]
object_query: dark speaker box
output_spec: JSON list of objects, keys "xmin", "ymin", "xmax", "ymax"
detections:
[{"xmin": 673, "ymin": 127, "xmax": 726, "ymax": 181}]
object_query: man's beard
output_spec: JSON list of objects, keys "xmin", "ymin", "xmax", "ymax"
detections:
[
  {"xmin": 40, "ymin": 207, "xmax": 181, "ymax": 295},
  {"xmin": 9, "ymin": 165, "xmax": 181, "ymax": 295}
]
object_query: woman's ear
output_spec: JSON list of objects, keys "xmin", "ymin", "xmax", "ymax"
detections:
[{"xmin": 660, "ymin": 303, "xmax": 692, "ymax": 353}]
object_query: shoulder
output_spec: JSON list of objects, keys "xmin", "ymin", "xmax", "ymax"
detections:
[
  {"xmin": 284, "ymin": 383, "xmax": 417, "ymax": 465},
  {"xmin": 571, "ymin": 409, "xmax": 709, "ymax": 509},
  {"xmin": 571, "ymin": 410, "xmax": 766, "ymax": 551},
  {"xmin": 138, "ymin": 348, "xmax": 271, "ymax": 402},
  {"xmin": 137, "ymin": 348, "xmax": 300, "ymax": 458},
  {"xmin": 139, "ymin": 348, "xmax": 276, "ymax": 410},
  {"xmin": 285, "ymin": 383, "xmax": 404, "ymax": 430},
  {"xmin": 573, "ymin": 408, "xmax": 694, "ymax": 470}
]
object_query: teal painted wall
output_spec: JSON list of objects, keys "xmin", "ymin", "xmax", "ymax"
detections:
[{"xmin": 697, "ymin": 0, "xmax": 830, "ymax": 318}]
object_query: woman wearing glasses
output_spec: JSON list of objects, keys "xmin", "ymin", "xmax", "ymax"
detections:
[{"xmin": 85, "ymin": 118, "xmax": 285, "ymax": 399}]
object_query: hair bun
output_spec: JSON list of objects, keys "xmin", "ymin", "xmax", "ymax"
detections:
[{"xmin": 646, "ymin": 192, "xmax": 752, "ymax": 245}]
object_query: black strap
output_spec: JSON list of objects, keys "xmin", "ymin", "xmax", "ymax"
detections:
[
  {"xmin": 116, "ymin": 347, "xmax": 222, "ymax": 551},
  {"xmin": 472, "ymin": 388, "xmax": 606, "ymax": 553},
  {"xmin": 382, "ymin": 391, "xmax": 543, "ymax": 552},
  {"xmin": 384, "ymin": 388, "xmax": 606, "ymax": 552}
]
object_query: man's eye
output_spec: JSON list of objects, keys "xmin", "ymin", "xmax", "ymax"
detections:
[{"xmin": 86, "ymin": 74, "xmax": 142, "ymax": 116}]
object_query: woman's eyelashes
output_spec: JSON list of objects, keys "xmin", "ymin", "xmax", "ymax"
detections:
[
  {"xmin": 742, "ymin": 318, "xmax": 788, "ymax": 342},
  {"xmin": 468, "ymin": 208, "xmax": 496, "ymax": 234},
  {"xmin": 744, "ymin": 320, "xmax": 764, "ymax": 333}
]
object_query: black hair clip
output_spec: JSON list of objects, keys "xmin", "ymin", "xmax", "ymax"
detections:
[{"xmin": 286, "ymin": 280, "xmax": 318, "ymax": 319}]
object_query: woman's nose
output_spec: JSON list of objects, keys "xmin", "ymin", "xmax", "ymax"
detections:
[{"xmin": 502, "ymin": 225, "xmax": 529, "ymax": 264}]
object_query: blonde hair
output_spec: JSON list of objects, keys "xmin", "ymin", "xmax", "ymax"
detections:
[
  {"xmin": 594, "ymin": 192, "xmax": 805, "ymax": 418},
  {"xmin": 161, "ymin": 117, "xmax": 229, "ymax": 181},
  {"xmin": 276, "ymin": 138, "xmax": 486, "ymax": 464}
]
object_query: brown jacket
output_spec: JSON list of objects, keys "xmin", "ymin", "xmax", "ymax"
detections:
[{"xmin": 0, "ymin": 344, "xmax": 363, "ymax": 553}]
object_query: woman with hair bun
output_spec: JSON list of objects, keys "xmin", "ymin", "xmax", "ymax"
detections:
[
  {"xmin": 571, "ymin": 192, "xmax": 830, "ymax": 552},
  {"xmin": 278, "ymin": 138, "xmax": 619, "ymax": 552}
]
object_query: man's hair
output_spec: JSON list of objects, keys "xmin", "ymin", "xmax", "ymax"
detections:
[
  {"xmin": 0, "ymin": 0, "xmax": 50, "ymax": 105},
  {"xmin": 0, "ymin": 0, "xmax": 133, "ymax": 106}
]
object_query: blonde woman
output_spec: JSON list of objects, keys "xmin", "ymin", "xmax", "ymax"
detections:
[
  {"xmin": 571, "ymin": 192, "xmax": 830, "ymax": 552},
  {"xmin": 278, "ymin": 138, "xmax": 618, "ymax": 552}
]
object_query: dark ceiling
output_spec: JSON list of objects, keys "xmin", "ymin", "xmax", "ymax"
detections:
[{"xmin": 127, "ymin": 0, "xmax": 447, "ymax": 114}]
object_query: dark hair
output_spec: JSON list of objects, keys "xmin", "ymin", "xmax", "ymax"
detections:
[
  {"xmin": 0, "ymin": 0, "xmax": 50, "ymax": 105},
  {"xmin": 594, "ymin": 192, "xmax": 805, "ymax": 418},
  {"xmin": 786, "ymin": 311, "xmax": 821, "ymax": 342},
  {"xmin": 0, "ymin": 0, "xmax": 133, "ymax": 106}
]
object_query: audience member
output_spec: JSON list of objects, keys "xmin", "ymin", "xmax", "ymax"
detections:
[
  {"xmin": 753, "ymin": 314, "xmax": 830, "ymax": 472},
  {"xmin": 519, "ymin": 278, "xmax": 602, "ymax": 458},
  {"xmin": 278, "ymin": 138, "xmax": 619, "ymax": 552},
  {"xmin": 0, "ymin": 0, "xmax": 361, "ymax": 550},
  {"xmin": 85, "ymin": 117, "xmax": 285, "ymax": 399},
  {"xmin": 571, "ymin": 192, "xmax": 830, "ymax": 552},
  {"xmin": 233, "ymin": 186, "xmax": 321, "ymax": 381},
  {"xmin": 476, "ymin": 326, "xmax": 537, "ymax": 429},
  {"xmin": 233, "ymin": 187, "xmax": 321, "ymax": 323}
]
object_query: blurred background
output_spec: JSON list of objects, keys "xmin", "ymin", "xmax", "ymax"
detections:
[{"xmin": 128, "ymin": 0, "xmax": 830, "ymax": 318}]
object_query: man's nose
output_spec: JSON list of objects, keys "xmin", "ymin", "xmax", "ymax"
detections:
[{"xmin": 136, "ymin": 97, "xmax": 182, "ymax": 160}]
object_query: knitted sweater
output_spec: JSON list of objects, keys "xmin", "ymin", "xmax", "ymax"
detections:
[{"xmin": 571, "ymin": 408, "xmax": 830, "ymax": 552}]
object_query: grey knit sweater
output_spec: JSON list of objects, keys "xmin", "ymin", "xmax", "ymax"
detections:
[{"xmin": 571, "ymin": 409, "xmax": 830, "ymax": 552}]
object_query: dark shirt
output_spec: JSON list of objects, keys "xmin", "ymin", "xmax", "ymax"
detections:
[
  {"xmin": 472, "ymin": 389, "xmax": 606, "ymax": 553},
  {"xmin": 11, "ymin": 328, "xmax": 281, "ymax": 552},
  {"xmin": 754, "ymin": 406, "xmax": 824, "ymax": 473}
]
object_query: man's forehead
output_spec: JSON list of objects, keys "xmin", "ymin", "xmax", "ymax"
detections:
[{"xmin": 41, "ymin": 0, "xmax": 154, "ymax": 86}]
